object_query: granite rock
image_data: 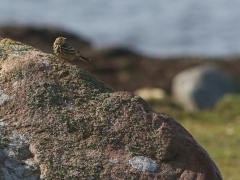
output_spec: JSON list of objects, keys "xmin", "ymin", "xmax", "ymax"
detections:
[{"xmin": 0, "ymin": 38, "xmax": 222, "ymax": 179}]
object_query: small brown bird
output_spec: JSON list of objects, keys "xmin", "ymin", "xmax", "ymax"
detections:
[{"xmin": 53, "ymin": 37, "xmax": 91, "ymax": 62}]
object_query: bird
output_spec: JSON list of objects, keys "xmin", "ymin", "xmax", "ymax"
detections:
[{"xmin": 53, "ymin": 37, "xmax": 91, "ymax": 62}]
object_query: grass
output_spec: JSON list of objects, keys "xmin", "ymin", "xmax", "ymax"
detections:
[{"xmin": 151, "ymin": 94, "xmax": 240, "ymax": 180}]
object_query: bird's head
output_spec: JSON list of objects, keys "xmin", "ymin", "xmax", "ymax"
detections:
[{"xmin": 54, "ymin": 37, "xmax": 66, "ymax": 45}]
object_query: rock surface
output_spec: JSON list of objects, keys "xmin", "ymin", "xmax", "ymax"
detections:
[
  {"xmin": 0, "ymin": 38, "xmax": 222, "ymax": 179},
  {"xmin": 172, "ymin": 65, "xmax": 240, "ymax": 111}
]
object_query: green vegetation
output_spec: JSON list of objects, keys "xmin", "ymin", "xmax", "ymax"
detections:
[{"xmin": 151, "ymin": 94, "xmax": 240, "ymax": 180}]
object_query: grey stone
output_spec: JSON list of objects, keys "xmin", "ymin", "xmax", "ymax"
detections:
[
  {"xmin": 129, "ymin": 156, "xmax": 157, "ymax": 172},
  {"xmin": 172, "ymin": 65, "xmax": 240, "ymax": 111}
]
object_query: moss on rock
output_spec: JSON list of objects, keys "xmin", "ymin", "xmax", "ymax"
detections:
[{"xmin": 0, "ymin": 38, "xmax": 222, "ymax": 180}]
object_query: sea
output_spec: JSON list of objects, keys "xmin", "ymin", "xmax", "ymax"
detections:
[{"xmin": 1, "ymin": 0, "xmax": 240, "ymax": 57}]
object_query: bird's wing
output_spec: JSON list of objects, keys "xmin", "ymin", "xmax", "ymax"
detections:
[{"xmin": 62, "ymin": 43, "xmax": 79, "ymax": 55}]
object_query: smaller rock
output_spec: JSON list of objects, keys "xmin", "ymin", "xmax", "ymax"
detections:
[
  {"xmin": 134, "ymin": 87, "xmax": 166, "ymax": 101},
  {"xmin": 129, "ymin": 156, "xmax": 157, "ymax": 172},
  {"xmin": 172, "ymin": 65, "xmax": 240, "ymax": 111}
]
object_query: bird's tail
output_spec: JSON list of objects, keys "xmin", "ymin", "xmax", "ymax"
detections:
[{"xmin": 80, "ymin": 55, "xmax": 91, "ymax": 61}]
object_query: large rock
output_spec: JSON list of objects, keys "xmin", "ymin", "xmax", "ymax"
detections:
[
  {"xmin": 0, "ymin": 38, "xmax": 222, "ymax": 179},
  {"xmin": 172, "ymin": 65, "xmax": 240, "ymax": 112}
]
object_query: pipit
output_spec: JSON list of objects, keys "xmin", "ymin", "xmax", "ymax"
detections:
[{"xmin": 53, "ymin": 37, "xmax": 91, "ymax": 62}]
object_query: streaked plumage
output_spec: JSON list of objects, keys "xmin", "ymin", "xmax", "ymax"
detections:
[{"xmin": 53, "ymin": 37, "xmax": 91, "ymax": 61}]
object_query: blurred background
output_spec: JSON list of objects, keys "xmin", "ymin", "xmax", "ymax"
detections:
[
  {"xmin": 1, "ymin": 1, "xmax": 240, "ymax": 179},
  {"xmin": 1, "ymin": 0, "xmax": 240, "ymax": 57}
]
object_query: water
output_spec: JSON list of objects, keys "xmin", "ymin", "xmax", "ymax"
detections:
[{"xmin": 1, "ymin": 0, "xmax": 240, "ymax": 57}]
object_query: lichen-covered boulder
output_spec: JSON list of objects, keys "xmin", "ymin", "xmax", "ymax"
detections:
[{"xmin": 0, "ymin": 38, "xmax": 222, "ymax": 179}]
